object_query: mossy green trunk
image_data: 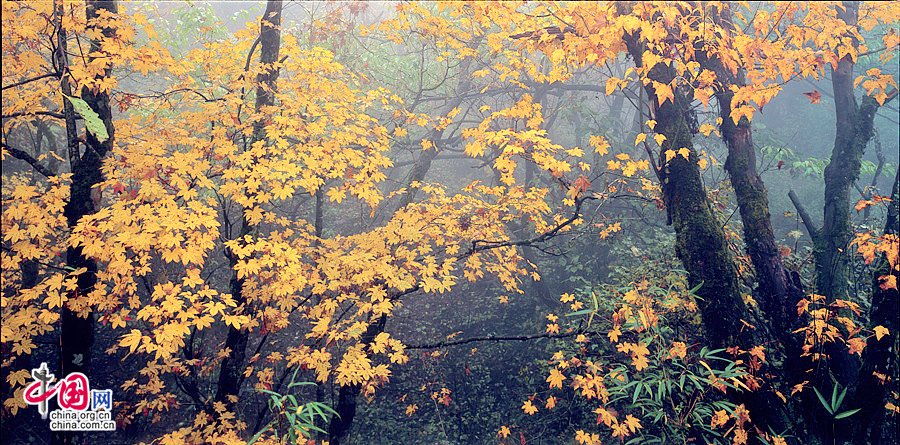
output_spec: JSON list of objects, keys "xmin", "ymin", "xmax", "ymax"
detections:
[
  {"xmin": 624, "ymin": 34, "xmax": 750, "ymax": 349},
  {"xmin": 718, "ymin": 90, "xmax": 803, "ymax": 333}
]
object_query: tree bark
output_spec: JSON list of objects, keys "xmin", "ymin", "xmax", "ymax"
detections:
[
  {"xmin": 850, "ymin": 169, "xmax": 899, "ymax": 444},
  {"xmin": 712, "ymin": 65, "xmax": 804, "ymax": 339},
  {"xmin": 54, "ymin": 1, "xmax": 117, "ymax": 444},
  {"xmin": 815, "ymin": 3, "xmax": 880, "ymax": 303},
  {"xmin": 623, "ymin": 32, "xmax": 752, "ymax": 349},
  {"xmin": 794, "ymin": 5, "xmax": 897, "ymax": 442},
  {"xmin": 326, "ymin": 316, "xmax": 386, "ymax": 445}
]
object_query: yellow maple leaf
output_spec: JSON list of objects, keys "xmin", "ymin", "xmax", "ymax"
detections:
[
  {"xmin": 653, "ymin": 81, "xmax": 674, "ymax": 105},
  {"xmin": 664, "ymin": 149, "xmax": 676, "ymax": 163},
  {"xmin": 710, "ymin": 409, "xmax": 729, "ymax": 428},
  {"xmin": 499, "ymin": 425, "xmax": 511, "ymax": 439},
  {"xmin": 606, "ymin": 77, "xmax": 621, "ymax": 96},
  {"xmin": 634, "ymin": 133, "xmax": 647, "ymax": 147},
  {"xmin": 545, "ymin": 396, "xmax": 557, "ymax": 410},
  {"xmin": 677, "ymin": 147, "xmax": 690, "ymax": 160},
  {"xmin": 607, "ymin": 327, "xmax": 621, "ymax": 343},
  {"xmin": 874, "ymin": 325, "xmax": 890, "ymax": 341},
  {"xmin": 653, "ymin": 133, "xmax": 666, "ymax": 146},
  {"xmin": 119, "ymin": 329, "xmax": 143, "ymax": 353},
  {"xmin": 547, "ymin": 368, "xmax": 567, "ymax": 389},
  {"xmin": 522, "ymin": 400, "xmax": 538, "ymax": 415},
  {"xmin": 668, "ymin": 341, "xmax": 687, "ymax": 360},
  {"xmin": 847, "ymin": 337, "xmax": 866, "ymax": 355},
  {"xmin": 880, "ymin": 274, "xmax": 897, "ymax": 291},
  {"xmin": 624, "ymin": 414, "xmax": 642, "ymax": 433}
]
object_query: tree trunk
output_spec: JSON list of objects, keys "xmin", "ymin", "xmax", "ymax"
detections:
[
  {"xmin": 714, "ymin": 70, "xmax": 804, "ymax": 338},
  {"xmin": 54, "ymin": 1, "xmax": 117, "ymax": 444},
  {"xmin": 327, "ymin": 316, "xmax": 386, "ymax": 445},
  {"xmin": 796, "ymin": 5, "xmax": 896, "ymax": 442},
  {"xmin": 215, "ymin": 0, "xmax": 282, "ymax": 411},
  {"xmin": 623, "ymin": 33, "xmax": 751, "ymax": 349},
  {"xmin": 815, "ymin": 3, "xmax": 881, "ymax": 303},
  {"xmin": 850, "ymin": 169, "xmax": 899, "ymax": 444},
  {"xmin": 699, "ymin": 15, "xmax": 806, "ymax": 437}
]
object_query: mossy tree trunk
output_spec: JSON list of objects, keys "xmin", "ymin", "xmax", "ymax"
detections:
[
  {"xmin": 696, "ymin": 12, "xmax": 808, "ymax": 437},
  {"xmin": 623, "ymin": 32, "xmax": 752, "ymax": 350},
  {"xmin": 709, "ymin": 64, "xmax": 804, "ymax": 338},
  {"xmin": 784, "ymin": 4, "xmax": 898, "ymax": 443},
  {"xmin": 815, "ymin": 2, "xmax": 882, "ymax": 304}
]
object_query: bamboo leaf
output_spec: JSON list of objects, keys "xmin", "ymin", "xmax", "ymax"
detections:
[
  {"xmin": 834, "ymin": 408, "xmax": 860, "ymax": 420},
  {"xmin": 814, "ymin": 387, "xmax": 834, "ymax": 415}
]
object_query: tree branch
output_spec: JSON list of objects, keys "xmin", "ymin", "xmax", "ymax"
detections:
[
  {"xmin": 406, "ymin": 329, "xmax": 589, "ymax": 350},
  {"xmin": 788, "ymin": 189, "xmax": 818, "ymax": 237},
  {"xmin": 2, "ymin": 143, "xmax": 57, "ymax": 178},
  {"xmin": 462, "ymin": 194, "xmax": 597, "ymax": 258},
  {"xmin": 2, "ymin": 72, "xmax": 61, "ymax": 91},
  {"xmin": 2, "ymin": 110, "xmax": 68, "ymax": 120}
]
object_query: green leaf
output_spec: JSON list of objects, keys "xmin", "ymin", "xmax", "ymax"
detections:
[
  {"xmin": 246, "ymin": 421, "xmax": 275, "ymax": 445},
  {"xmin": 834, "ymin": 408, "xmax": 860, "ymax": 420},
  {"xmin": 813, "ymin": 387, "xmax": 834, "ymax": 415},
  {"xmin": 835, "ymin": 387, "xmax": 847, "ymax": 411},
  {"xmin": 63, "ymin": 95, "xmax": 109, "ymax": 142},
  {"xmin": 688, "ymin": 282, "xmax": 704, "ymax": 294},
  {"xmin": 830, "ymin": 385, "xmax": 838, "ymax": 411},
  {"xmin": 566, "ymin": 309, "xmax": 594, "ymax": 317}
]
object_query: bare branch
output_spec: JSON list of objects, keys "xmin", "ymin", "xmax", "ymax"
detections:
[
  {"xmin": 2, "ymin": 72, "xmax": 61, "ymax": 91},
  {"xmin": 406, "ymin": 329, "xmax": 588, "ymax": 350},
  {"xmin": 2, "ymin": 143, "xmax": 57, "ymax": 178},
  {"xmin": 788, "ymin": 189, "xmax": 818, "ymax": 238},
  {"xmin": 2, "ymin": 111, "xmax": 68, "ymax": 120}
]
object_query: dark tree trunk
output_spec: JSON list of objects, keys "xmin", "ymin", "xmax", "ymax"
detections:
[
  {"xmin": 698, "ymin": 13, "xmax": 807, "ymax": 437},
  {"xmin": 850, "ymin": 170, "xmax": 899, "ymax": 444},
  {"xmin": 54, "ymin": 1, "xmax": 117, "ymax": 444},
  {"xmin": 215, "ymin": 0, "xmax": 282, "ymax": 411},
  {"xmin": 785, "ymin": 4, "xmax": 897, "ymax": 442},
  {"xmin": 623, "ymin": 32, "xmax": 752, "ymax": 349},
  {"xmin": 715, "ymin": 74, "xmax": 803, "ymax": 337},
  {"xmin": 816, "ymin": 2, "xmax": 879, "ymax": 304},
  {"xmin": 327, "ymin": 316, "xmax": 386, "ymax": 445}
]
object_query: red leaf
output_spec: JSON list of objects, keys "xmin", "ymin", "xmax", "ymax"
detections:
[{"xmin": 573, "ymin": 175, "xmax": 591, "ymax": 193}]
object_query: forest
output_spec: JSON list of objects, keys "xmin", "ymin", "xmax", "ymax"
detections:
[{"xmin": 1, "ymin": 1, "xmax": 899, "ymax": 444}]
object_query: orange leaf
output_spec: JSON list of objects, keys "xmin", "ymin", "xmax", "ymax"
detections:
[{"xmin": 802, "ymin": 90, "xmax": 822, "ymax": 104}]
